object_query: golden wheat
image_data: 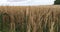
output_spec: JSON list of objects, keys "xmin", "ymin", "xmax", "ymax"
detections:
[{"xmin": 0, "ymin": 5, "xmax": 60, "ymax": 32}]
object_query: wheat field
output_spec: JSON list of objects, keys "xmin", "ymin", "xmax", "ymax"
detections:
[{"xmin": 0, "ymin": 5, "xmax": 60, "ymax": 32}]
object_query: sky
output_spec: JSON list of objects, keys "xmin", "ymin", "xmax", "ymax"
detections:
[{"xmin": 0, "ymin": 0, "xmax": 55, "ymax": 6}]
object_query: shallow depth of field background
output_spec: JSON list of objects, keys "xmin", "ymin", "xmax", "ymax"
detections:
[
  {"xmin": 0, "ymin": 6, "xmax": 60, "ymax": 32},
  {"xmin": 0, "ymin": 0, "xmax": 55, "ymax": 6}
]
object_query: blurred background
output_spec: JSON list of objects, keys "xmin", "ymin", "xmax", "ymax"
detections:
[{"xmin": 0, "ymin": 0, "xmax": 55, "ymax": 6}]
